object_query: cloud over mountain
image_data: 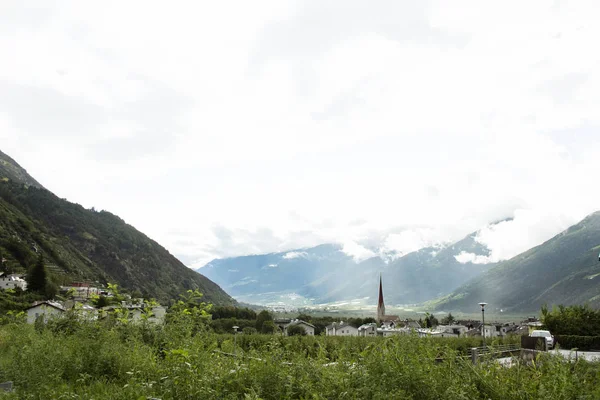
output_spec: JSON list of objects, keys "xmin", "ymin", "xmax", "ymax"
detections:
[{"xmin": 1, "ymin": 1, "xmax": 599, "ymax": 266}]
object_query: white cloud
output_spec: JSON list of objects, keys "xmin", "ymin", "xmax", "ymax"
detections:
[
  {"xmin": 472, "ymin": 209, "xmax": 577, "ymax": 263},
  {"xmin": 282, "ymin": 251, "xmax": 307, "ymax": 260},
  {"xmin": 381, "ymin": 229, "xmax": 446, "ymax": 257},
  {"xmin": 454, "ymin": 252, "xmax": 494, "ymax": 265},
  {"xmin": 2, "ymin": 1, "xmax": 600, "ymax": 267},
  {"xmin": 341, "ymin": 241, "xmax": 376, "ymax": 263}
]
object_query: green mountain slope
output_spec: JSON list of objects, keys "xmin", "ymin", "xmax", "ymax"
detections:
[
  {"xmin": 0, "ymin": 153, "xmax": 234, "ymax": 305},
  {"xmin": 379, "ymin": 231, "xmax": 496, "ymax": 304},
  {"xmin": 0, "ymin": 150, "xmax": 44, "ymax": 189},
  {"xmin": 433, "ymin": 212, "xmax": 600, "ymax": 312}
]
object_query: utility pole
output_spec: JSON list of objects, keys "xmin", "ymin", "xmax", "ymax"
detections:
[
  {"xmin": 479, "ymin": 302, "xmax": 487, "ymax": 347},
  {"xmin": 233, "ymin": 326, "xmax": 239, "ymax": 359}
]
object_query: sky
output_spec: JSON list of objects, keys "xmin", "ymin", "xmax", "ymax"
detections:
[{"xmin": 1, "ymin": 1, "xmax": 600, "ymax": 268}]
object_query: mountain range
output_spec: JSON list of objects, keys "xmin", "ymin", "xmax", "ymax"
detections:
[
  {"xmin": 198, "ymin": 227, "xmax": 499, "ymax": 306},
  {"xmin": 4, "ymin": 148, "xmax": 598, "ymax": 313},
  {"xmin": 0, "ymin": 150, "xmax": 234, "ymax": 305},
  {"xmin": 200, "ymin": 213, "xmax": 600, "ymax": 313},
  {"xmin": 433, "ymin": 211, "xmax": 600, "ymax": 313}
]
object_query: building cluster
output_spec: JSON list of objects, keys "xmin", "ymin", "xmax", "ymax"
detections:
[
  {"xmin": 20, "ymin": 282, "xmax": 166, "ymax": 325},
  {"xmin": 5, "ymin": 271, "xmax": 546, "ymax": 335},
  {"xmin": 0, "ymin": 272, "xmax": 27, "ymax": 291},
  {"xmin": 60, "ymin": 282, "xmax": 105, "ymax": 300},
  {"xmin": 324, "ymin": 275, "xmax": 541, "ymax": 338},
  {"xmin": 25, "ymin": 298, "xmax": 166, "ymax": 325}
]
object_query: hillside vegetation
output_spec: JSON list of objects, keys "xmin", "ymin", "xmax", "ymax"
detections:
[
  {"xmin": 0, "ymin": 151, "xmax": 233, "ymax": 305},
  {"xmin": 433, "ymin": 211, "xmax": 600, "ymax": 312},
  {"xmin": 0, "ymin": 317, "xmax": 596, "ymax": 399}
]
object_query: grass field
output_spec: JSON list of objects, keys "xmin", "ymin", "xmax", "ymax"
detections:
[{"xmin": 0, "ymin": 317, "xmax": 598, "ymax": 399}]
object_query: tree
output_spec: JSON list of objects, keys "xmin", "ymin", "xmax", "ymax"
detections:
[
  {"xmin": 296, "ymin": 313, "xmax": 313, "ymax": 322},
  {"xmin": 261, "ymin": 320, "xmax": 277, "ymax": 334},
  {"xmin": 242, "ymin": 327, "xmax": 257, "ymax": 335},
  {"xmin": 287, "ymin": 324, "xmax": 307, "ymax": 336},
  {"xmin": 441, "ymin": 313, "xmax": 456, "ymax": 325},
  {"xmin": 94, "ymin": 295, "xmax": 110, "ymax": 308},
  {"xmin": 26, "ymin": 253, "xmax": 47, "ymax": 295},
  {"xmin": 423, "ymin": 312, "xmax": 439, "ymax": 328},
  {"xmin": 44, "ymin": 281, "xmax": 58, "ymax": 299},
  {"xmin": 541, "ymin": 304, "xmax": 600, "ymax": 336},
  {"xmin": 255, "ymin": 310, "xmax": 273, "ymax": 332},
  {"xmin": 165, "ymin": 290, "xmax": 213, "ymax": 336}
]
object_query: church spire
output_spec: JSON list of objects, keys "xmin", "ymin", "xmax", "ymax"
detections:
[{"xmin": 377, "ymin": 273, "xmax": 385, "ymax": 323}]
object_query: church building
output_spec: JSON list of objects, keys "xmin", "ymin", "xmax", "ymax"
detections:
[{"xmin": 377, "ymin": 274, "xmax": 399, "ymax": 325}]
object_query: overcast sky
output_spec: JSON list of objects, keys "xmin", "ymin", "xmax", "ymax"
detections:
[{"xmin": 1, "ymin": 1, "xmax": 599, "ymax": 268}]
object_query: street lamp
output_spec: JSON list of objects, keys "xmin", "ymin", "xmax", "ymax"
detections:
[
  {"xmin": 478, "ymin": 302, "xmax": 487, "ymax": 347},
  {"xmin": 232, "ymin": 326, "xmax": 239, "ymax": 358}
]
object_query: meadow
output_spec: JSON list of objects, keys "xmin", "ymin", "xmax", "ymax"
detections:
[{"xmin": 0, "ymin": 315, "xmax": 598, "ymax": 400}]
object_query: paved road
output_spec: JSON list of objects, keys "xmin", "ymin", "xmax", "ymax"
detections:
[
  {"xmin": 495, "ymin": 349, "xmax": 600, "ymax": 367},
  {"xmin": 552, "ymin": 349, "xmax": 600, "ymax": 362}
]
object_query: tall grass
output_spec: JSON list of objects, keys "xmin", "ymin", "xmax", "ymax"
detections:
[{"xmin": 0, "ymin": 319, "xmax": 598, "ymax": 399}]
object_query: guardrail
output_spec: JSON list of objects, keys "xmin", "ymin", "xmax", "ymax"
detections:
[
  {"xmin": 468, "ymin": 344, "xmax": 521, "ymax": 364},
  {"xmin": 0, "ymin": 381, "xmax": 13, "ymax": 392}
]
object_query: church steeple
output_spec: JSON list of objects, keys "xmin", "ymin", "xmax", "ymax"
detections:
[{"xmin": 377, "ymin": 273, "xmax": 385, "ymax": 322}]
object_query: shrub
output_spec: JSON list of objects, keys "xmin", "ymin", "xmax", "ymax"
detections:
[
  {"xmin": 1, "ymin": 320, "xmax": 599, "ymax": 399},
  {"xmin": 541, "ymin": 304, "xmax": 600, "ymax": 336},
  {"xmin": 286, "ymin": 324, "xmax": 307, "ymax": 336},
  {"xmin": 555, "ymin": 335, "xmax": 600, "ymax": 351}
]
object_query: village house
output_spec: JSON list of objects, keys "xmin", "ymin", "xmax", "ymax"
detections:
[
  {"xmin": 435, "ymin": 324, "xmax": 469, "ymax": 337},
  {"xmin": 26, "ymin": 301, "xmax": 66, "ymax": 324},
  {"xmin": 526, "ymin": 321, "xmax": 543, "ymax": 334},
  {"xmin": 0, "ymin": 273, "xmax": 27, "ymax": 291},
  {"xmin": 325, "ymin": 321, "xmax": 358, "ymax": 336},
  {"xmin": 102, "ymin": 303, "xmax": 166, "ymax": 323},
  {"xmin": 380, "ymin": 320, "xmax": 397, "ymax": 329},
  {"xmin": 359, "ymin": 321, "xmax": 416, "ymax": 337},
  {"xmin": 286, "ymin": 319, "xmax": 315, "ymax": 336},
  {"xmin": 482, "ymin": 324, "xmax": 500, "ymax": 338},
  {"xmin": 358, "ymin": 322, "xmax": 377, "ymax": 336},
  {"xmin": 274, "ymin": 318, "xmax": 315, "ymax": 335},
  {"xmin": 404, "ymin": 320, "xmax": 422, "ymax": 330},
  {"xmin": 513, "ymin": 324, "xmax": 530, "ymax": 336},
  {"xmin": 62, "ymin": 301, "xmax": 99, "ymax": 320},
  {"xmin": 379, "ymin": 327, "xmax": 411, "ymax": 337},
  {"xmin": 60, "ymin": 282, "xmax": 102, "ymax": 300},
  {"xmin": 464, "ymin": 324, "xmax": 500, "ymax": 338}
]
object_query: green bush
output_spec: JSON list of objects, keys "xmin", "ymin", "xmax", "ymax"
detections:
[
  {"xmin": 0, "ymin": 320, "xmax": 599, "ymax": 399},
  {"xmin": 542, "ymin": 304, "xmax": 600, "ymax": 336},
  {"xmin": 555, "ymin": 334, "xmax": 600, "ymax": 350},
  {"xmin": 286, "ymin": 324, "xmax": 307, "ymax": 336}
]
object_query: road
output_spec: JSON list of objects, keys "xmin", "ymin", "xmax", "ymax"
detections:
[
  {"xmin": 552, "ymin": 349, "xmax": 600, "ymax": 362},
  {"xmin": 495, "ymin": 349, "xmax": 600, "ymax": 367}
]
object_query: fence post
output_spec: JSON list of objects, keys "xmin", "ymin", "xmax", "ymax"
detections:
[
  {"xmin": 0, "ymin": 381, "xmax": 13, "ymax": 392},
  {"xmin": 471, "ymin": 348, "xmax": 478, "ymax": 365}
]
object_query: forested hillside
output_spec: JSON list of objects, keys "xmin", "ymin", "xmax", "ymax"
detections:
[
  {"xmin": 0, "ymin": 152, "xmax": 234, "ymax": 304},
  {"xmin": 433, "ymin": 211, "xmax": 600, "ymax": 312}
]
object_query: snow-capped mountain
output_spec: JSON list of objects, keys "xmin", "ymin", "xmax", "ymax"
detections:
[{"xmin": 197, "ymin": 227, "xmax": 498, "ymax": 306}]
